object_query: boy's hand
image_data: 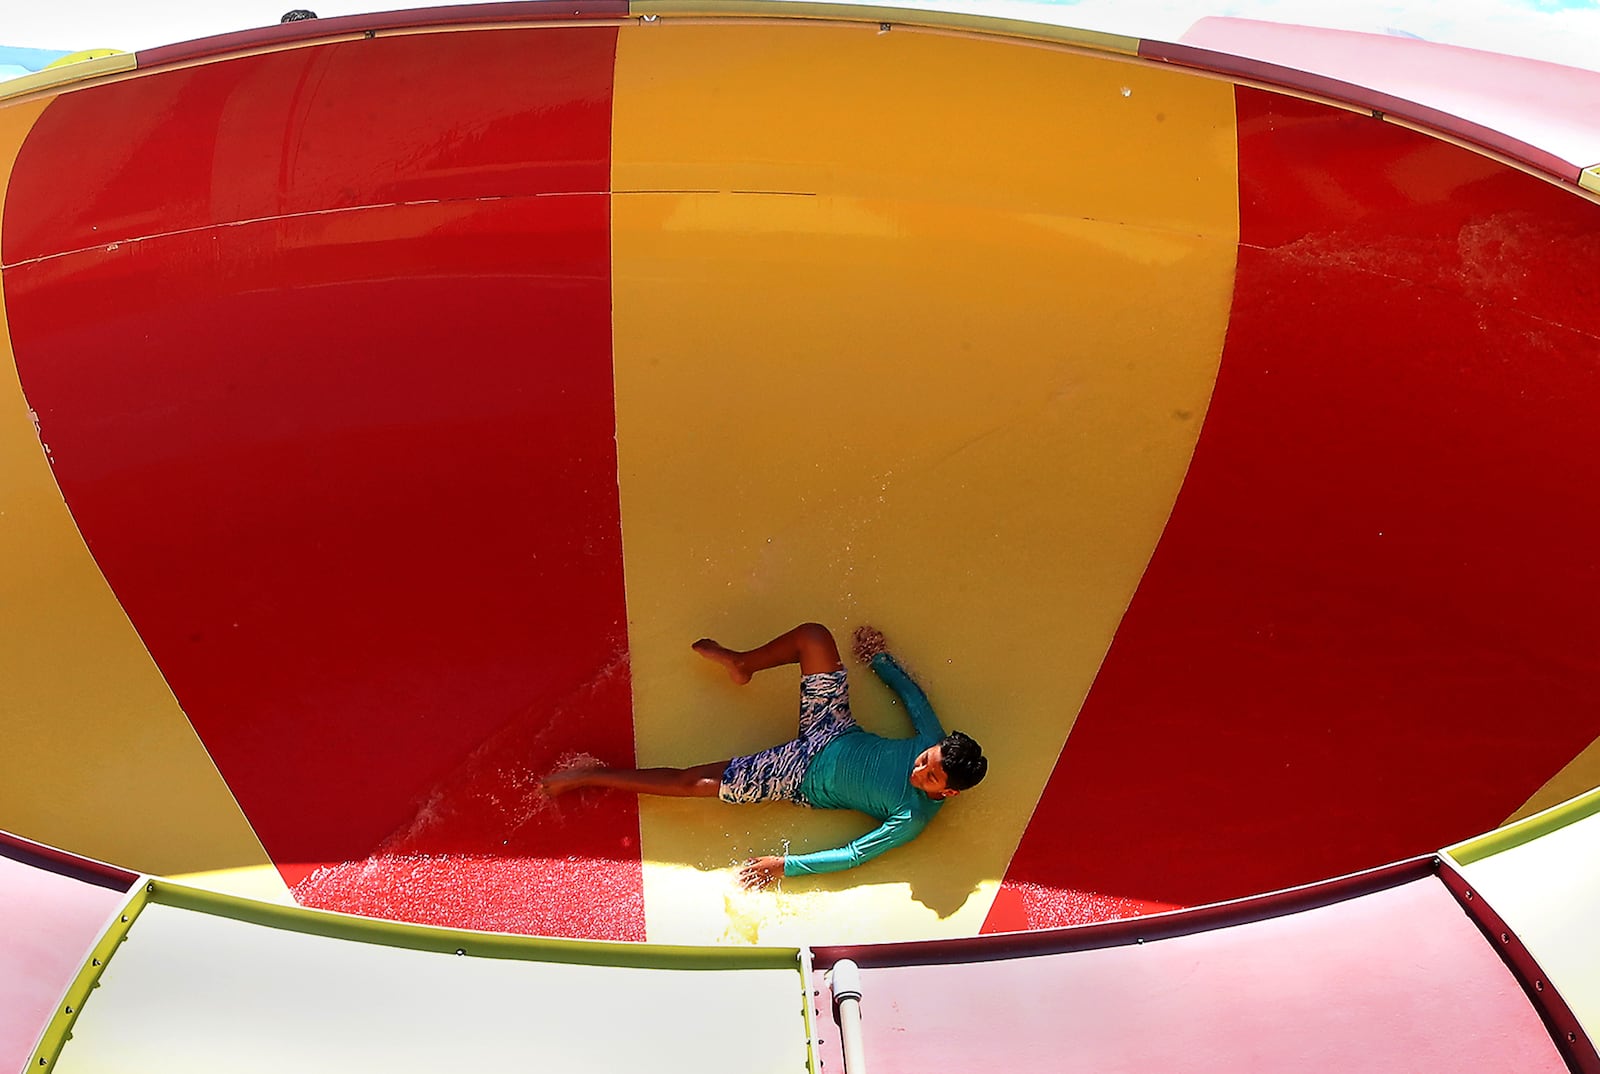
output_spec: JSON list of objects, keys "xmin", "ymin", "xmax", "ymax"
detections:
[
  {"xmin": 738, "ymin": 856, "xmax": 784, "ymax": 890},
  {"xmin": 852, "ymin": 625, "xmax": 888, "ymax": 664}
]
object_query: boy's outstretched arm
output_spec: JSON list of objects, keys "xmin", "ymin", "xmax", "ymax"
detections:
[
  {"xmin": 853, "ymin": 626, "xmax": 944, "ymax": 739},
  {"xmin": 739, "ymin": 809, "xmax": 931, "ymax": 889}
]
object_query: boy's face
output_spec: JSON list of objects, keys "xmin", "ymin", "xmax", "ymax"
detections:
[{"xmin": 909, "ymin": 745, "xmax": 959, "ymax": 799}]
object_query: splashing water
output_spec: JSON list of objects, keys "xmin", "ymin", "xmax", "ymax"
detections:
[{"xmin": 291, "ymin": 655, "xmax": 646, "ymax": 939}]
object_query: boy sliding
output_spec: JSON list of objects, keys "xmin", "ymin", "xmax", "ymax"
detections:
[{"xmin": 542, "ymin": 622, "xmax": 987, "ymax": 889}]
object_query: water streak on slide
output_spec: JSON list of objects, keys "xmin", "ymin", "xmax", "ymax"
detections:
[{"xmin": 1, "ymin": 5, "xmax": 1598, "ymax": 1071}]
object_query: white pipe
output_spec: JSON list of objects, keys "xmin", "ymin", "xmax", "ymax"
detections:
[{"xmin": 830, "ymin": 958, "xmax": 867, "ymax": 1074}]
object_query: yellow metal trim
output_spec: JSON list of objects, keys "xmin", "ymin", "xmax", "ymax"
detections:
[
  {"xmin": 0, "ymin": 53, "xmax": 136, "ymax": 104},
  {"xmin": 1446, "ymin": 784, "xmax": 1600, "ymax": 867},
  {"xmin": 44, "ymin": 49, "xmax": 126, "ymax": 70},
  {"xmin": 630, "ymin": 1, "xmax": 1141, "ymax": 55},
  {"xmin": 798, "ymin": 947, "xmax": 820, "ymax": 1074},
  {"xmin": 31, "ymin": 881, "xmax": 153, "ymax": 1072},
  {"xmin": 1582, "ymin": 165, "xmax": 1600, "ymax": 194},
  {"xmin": 150, "ymin": 880, "xmax": 803, "ymax": 971}
]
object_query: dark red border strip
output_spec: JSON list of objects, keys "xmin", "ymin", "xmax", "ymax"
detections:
[
  {"xmin": 1439, "ymin": 863, "xmax": 1600, "ymax": 1074},
  {"xmin": 137, "ymin": 1, "xmax": 628, "ymax": 69},
  {"xmin": 818, "ymin": 857, "xmax": 1438, "ymax": 969},
  {"xmin": 129, "ymin": 9, "xmax": 1582, "ymax": 187},
  {"xmin": 0, "ymin": 830, "xmax": 139, "ymax": 892},
  {"xmin": 129, "ymin": 6, "xmax": 1580, "ymax": 192},
  {"xmin": 1139, "ymin": 39, "xmax": 1579, "ymax": 185}
]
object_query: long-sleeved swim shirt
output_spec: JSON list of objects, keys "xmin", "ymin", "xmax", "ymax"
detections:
[{"xmin": 785, "ymin": 652, "xmax": 947, "ymax": 877}]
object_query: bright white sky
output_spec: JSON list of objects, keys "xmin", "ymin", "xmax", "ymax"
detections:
[{"xmin": 6, "ymin": 0, "xmax": 1600, "ymax": 71}]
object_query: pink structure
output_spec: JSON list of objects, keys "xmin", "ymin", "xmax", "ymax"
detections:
[{"xmin": 0, "ymin": 835, "xmax": 135, "ymax": 1074}]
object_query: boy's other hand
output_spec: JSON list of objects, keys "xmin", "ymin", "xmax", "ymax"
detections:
[
  {"xmin": 738, "ymin": 856, "xmax": 784, "ymax": 890},
  {"xmin": 852, "ymin": 625, "xmax": 888, "ymax": 664}
]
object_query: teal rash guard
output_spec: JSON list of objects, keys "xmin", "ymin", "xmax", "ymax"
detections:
[{"xmin": 785, "ymin": 652, "xmax": 947, "ymax": 877}]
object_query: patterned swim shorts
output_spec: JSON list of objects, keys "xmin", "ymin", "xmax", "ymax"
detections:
[{"xmin": 719, "ymin": 670, "xmax": 859, "ymax": 805}]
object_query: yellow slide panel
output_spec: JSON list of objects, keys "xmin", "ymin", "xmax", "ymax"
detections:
[
  {"xmin": 1505, "ymin": 732, "xmax": 1600, "ymax": 824},
  {"xmin": 0, "ymin": 98, "xmax": 281, "ymax": 898},
  {"xmin": 612, "ymin": 20, "xmax": 1239, "ymax": 943}
]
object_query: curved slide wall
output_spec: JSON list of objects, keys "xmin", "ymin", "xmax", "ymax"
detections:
[
  {"xmin": 2, "ymin": 9, "xmax": 1244, "ymax": 943},
  {"xmin": 1, "ymin": 0, "xmax": 1599, "ymax": 1017}
]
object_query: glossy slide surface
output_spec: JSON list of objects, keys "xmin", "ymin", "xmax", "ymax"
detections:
[
  {"xmin": 3, "ymin": 5, "xmax": 1600, "ymax": 1071},
  {"xmin": 987, "ymin": 83, "xmax": 1600, "ymax": 930}
]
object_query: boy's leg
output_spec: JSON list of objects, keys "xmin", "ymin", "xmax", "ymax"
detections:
[
  {"xmin": 542, "ymin": 760, "xmax": 728, "ymax": 798},
  {"xmin": 694, "ymin": 622, "xmax": 843, "ymax": 684},
  {"xmin": 544, "ymin": 626, "xmax": 846, "ymax": 801}
]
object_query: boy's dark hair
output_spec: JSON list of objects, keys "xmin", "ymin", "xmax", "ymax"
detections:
[{"xmin": 939, "ymin": 730, "xmax": 988, "ymax": 791}]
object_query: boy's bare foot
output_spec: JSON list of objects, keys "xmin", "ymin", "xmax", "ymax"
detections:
[
  {"xmin": 692, "ymin": 639, "xmax": 751, "ymax": 684},
  {"xmin": 541, "ymin": 766, "xmax": 602, "ymax": 797},
  {"xmin": 852, "ymin": 625, "xmax": 888, "ymax": 664}
]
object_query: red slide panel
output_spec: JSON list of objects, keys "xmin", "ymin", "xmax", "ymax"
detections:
[
  {"xmin": 4, "ymin": 27, "xmax": 643, "ymax": 939},
  {"xmin": 988, "ymin": 88, "xmax": 1600, "ymax": 930}
]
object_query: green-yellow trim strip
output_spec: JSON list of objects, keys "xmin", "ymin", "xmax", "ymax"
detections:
[
  {"xmin": 629, "ymin": 1, "xmax": 1142, "ymax": 56},
  {"xmin": 0, "ymin": 53, "xmax": 136, "ymax": 104},
  {"xmin": 798, "ymin": 947, "xmax": 821, "ymax": 1074},
  {"xmin": 1582, "ymin": 165, "xmax": 1600, "ymax": 194},
  {"xmin": 150, "ymin": 880, "xmax": 801, "ymax": 970},
  {"xmin": 1446, "ymin": 784, "xmax": 1600, "ymax": 867},
  {"xmin": 31, "ymin": 880, "xmax": 152, "ymax": 1071}
]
